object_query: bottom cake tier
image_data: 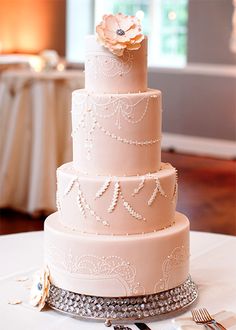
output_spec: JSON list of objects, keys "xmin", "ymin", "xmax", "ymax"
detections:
[{"xmin": 44, "ymin": 211, "xmax": 190, "ymax": 298}]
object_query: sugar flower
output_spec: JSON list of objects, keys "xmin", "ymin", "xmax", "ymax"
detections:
[
  {"xmin": 96, "ymin": 13, "xmax": 144, "ymax": 56},
  {"xmin": 30, "ymin": 266, "xmax": 50, "ymax": 311}
]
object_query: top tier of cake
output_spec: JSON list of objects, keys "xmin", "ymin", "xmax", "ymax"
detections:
[{"xmin": 85, "ymin": 35, "xmax": 147, "ymax": 94}]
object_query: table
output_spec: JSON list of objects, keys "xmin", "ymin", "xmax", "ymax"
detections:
[
  {"xmin": 0, "ymin": 69, "xmax": 84, "ymax": 214},
  {"xmin": 0, "ymin": 231, "xmax": 235, "ymax": 329}
]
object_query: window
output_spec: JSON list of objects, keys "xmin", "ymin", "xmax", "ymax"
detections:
[{"xmin": 67, "ymin": 0, "xmax": 188, "ymax": 67}]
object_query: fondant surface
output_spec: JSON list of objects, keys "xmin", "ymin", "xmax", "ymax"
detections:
[
  {"xmin": 56, "ymin": 162, "xmax": 177, "ymax": 235},
  {"xmin": 44, "ymin": 212, "xmax": 189, "ymax": 297},
  {"xmin": 43, "ymin": 31, "xmax": 191, "ymax": 301},
  {"xmin": 72, "ymin": 89, "xmax": 162, "ymax": 175},
  {"xmin": 85, "ymin": 35, "xmax": 147, "ymax": 93}
]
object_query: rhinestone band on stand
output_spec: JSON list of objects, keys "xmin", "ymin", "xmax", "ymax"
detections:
[{"xmin": 47, "ymin": 275, "xmax": 198, "ymax": 326}]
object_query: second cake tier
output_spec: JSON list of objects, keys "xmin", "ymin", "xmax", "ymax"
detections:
[
  {"xmin": 56, "ymin": 162, "xmax": 178, "ymax": 235},
  {"xmin": 72, "ymin": 89, "xmax": 162, "ymax": 176}
]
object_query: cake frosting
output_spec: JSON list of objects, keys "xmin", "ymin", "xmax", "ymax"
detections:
[
  {"xmin": 45, "ymin": 212, "xmax": 189, "ymax": 297},
  {"xmin": 56, "ymin": 162, "xmax": 177, "ymax": 235},
  {"xmin": 43, "ymin": 14, "xmax": 192, "ymax": 304},
  {"xmin": 71, "ymin": 88, "xmax": 162, "ymax": 175},
  {"xmin": 85, "ymin": 35, "xmax": 147, "ymax": 93}
]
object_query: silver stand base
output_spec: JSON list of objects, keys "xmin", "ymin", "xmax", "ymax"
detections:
[{"xmin": 47, "ymin": 275, "xmax": 198, "ymax": 326}]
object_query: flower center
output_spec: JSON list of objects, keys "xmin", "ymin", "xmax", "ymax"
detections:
[
  {"xmin": 116, "ymin": 29, "xmax": 125, "ymax": 36},
  {"xmin": 37, "ymin": 282, "xmax": 43, "ymax": 291}
]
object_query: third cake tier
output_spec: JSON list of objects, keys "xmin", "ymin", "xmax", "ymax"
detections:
[
  {"xmin": 72, "ymin": 89, "xmax": 162, "ymax": 175},
  {"xmin": 56, "ymin": 162, "xmax": 177, "ymax": 235}
]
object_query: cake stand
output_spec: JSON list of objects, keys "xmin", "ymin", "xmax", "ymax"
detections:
[{"xmin": 47, "ymin": 275, "xmax": 198, "ymax": 326}]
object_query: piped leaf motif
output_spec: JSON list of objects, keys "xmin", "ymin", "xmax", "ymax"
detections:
[
  {"xmin": 171, "ymin": 183, "xmax": 178, "ymax": 202},
  {"xmin": 63, "ymin": 176, "xmax": 77, "ymax": 196},
  {"xmin": 95, "ymin": 177, "xmax": 111, "ymax": 199},
  {"xmin": 148, "ymin": 179, "xmax": 167, "ymax": 206},
  {"xmin": 76, "ymin": 190, "xmax": 86, "ymax": 218},
  {"xmin": 132, "ymin": 177, "xmax": 145, "ymax": 196},
  {"xmin": 123, "ymin": 199, "xmax": 145, "ymax": 221},
  {"xmin": 108, "ymin": 182, "xmax": 120, "ymax": 213}
]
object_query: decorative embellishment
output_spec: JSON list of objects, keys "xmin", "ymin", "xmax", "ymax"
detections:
[
  {"xmin": 95, "ymin": 177, "xmax": 111, "ymax": 199},
  {"xmin": 108, "ymin": 181, "xmax": 120, "ymax": 213},
  {"xmin": 154, "ymin": 246, "xmax": 188, "ymax": 292},
  {"xmin": 172, "ymin": 183, "xmax": 178, "ymax": 203},
  {"xmin": 76, "ymin": 255, "xmax": 136, "ymax": 283},
  {"xmin": 116, "ymin": 28, "xmax": 125, "ymax": 36},
  {"xmin": 95, "ymin": 118, "xmax": 159, "ymax": 146},
  {"xmin": 85, "ymin": 111, "xmax": 97, "ymax": 160},
  {"xmin": 97, "ymin": 178, "xmax": 146, "ymax": 221},
  {"xmin": 77, "ymin": 183, "xmax": 109, "ymax": 226},
  {"xmin": 30, "ymin": 266, "xmax": 50, "ymax": 311},
  {"xmin": 8, "ymin": 299, "xmax": 22, "ymax": 305},
  {"xmin": 72, "ymin": 93, "xmax": 160, "ymax": 160},
  {"xmin": 132, "ymin": 177, "xmax": 145, "ymax": 196},
  {"xmin": 122, "ymin": 198, "xmax": 145, "ymax": 221},
  {"xmin": 58, "ymin": 171, "xmax": 171, "ymax": 226},
  {"xmin": 56, "ymin": 190, "xmax": 61, "ymax": 214},
  {"xmin": 86, "ymin": 50, "xmax": 133, "ymax": 79},
  {"xmin": 148, "ymin": 179, "xmax": 167, "ymax": 206},
  {"xmin": 63, "ymin": 176, "xmax": 77, "ymax": 196},
  {"xmin": 46, "ymin": 247, "xmax": 143, "ymax": 296},
  {"xmin": 76, "ymin": 189, "xmax": 86, "ymax": 218},
  {"xmin": 96, "ymin": 13, "xmax": 144, "ymax": 56},
  {"xmin": 72, "ymin": 93, "xmax": 151, "ymax": 130},
  {"xmin": 171, "ymin": 169, "xmax": 178, "ymax": 203},
  {"xmin": 15, "ymin": 276, "xmax": 28, "ymax": 282},
  {"xmin": 47, "ymin": 276, "xmax": 198, "ymax": 322}
]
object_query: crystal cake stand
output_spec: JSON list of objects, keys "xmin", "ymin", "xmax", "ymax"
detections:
[{"xmin": 47, "ymin": 275, "xmax": 198, "ymax": 326}]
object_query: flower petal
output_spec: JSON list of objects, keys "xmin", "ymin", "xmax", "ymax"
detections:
[
  {"xmin": 104, "ymin": 29, "xmax": 118, "ymax": 41},
  {"xmin": 116, "ymin": 13, "xmax": 134, "ymax": 31},
  {"xmin": 96, "ymin": 13, "xmax": 144, "ymax": 56},
  {"xmin": 104, "ymin": 15, "xmax": 119, "ymax": 31},
  {"xmin": 126, "ymin": 43, "xmax": 142, "ymax": 51},
  {"xmin": 132, "ymin": 34, "xmax": 145, "ymax": 43},
  {"xmin": 96, "ymin": 23, "xmax": 105, "ymax": 39},
  {"xmin": 125, "ymin": 26, "xmax": 142, "ymax": 39},
  {"xmin": 110, "ymin": 48, "xmax": 125, "ymax": 56},
  {"xmin": 115, "ymin": 35, "xmax": 131, "ymax": 43}
]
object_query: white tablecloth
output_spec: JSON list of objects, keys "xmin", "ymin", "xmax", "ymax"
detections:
[
  {"xmin": 0, "ymin": 231, "xmax": 235, "ymax": 329},
  {"xmin": 0, "ymin": 69, "xmax": 84, "ymax": 214}
]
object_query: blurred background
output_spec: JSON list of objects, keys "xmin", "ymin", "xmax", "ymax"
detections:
[{"xmin": 0, "ymin": 0, "xmax": 235, "ymax": 235}]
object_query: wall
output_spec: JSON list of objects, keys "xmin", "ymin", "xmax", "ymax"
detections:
[
  {"xmin": 149, "ymin": 0, "xmax": 236, "ymax": 146},
  {"xmin": 0, "ymin": 0, "xmax": 66, "ymax": 55},
  {"xmin": 187, "ymin": 0, "xmax": 235, "ymax": 65},
  {"xmin": 149, "ymin": 66, "xmax": 236, "ymax": 141}
]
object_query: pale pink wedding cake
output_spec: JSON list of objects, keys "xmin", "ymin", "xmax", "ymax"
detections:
[{"xmin": 32, "ymin": 13, "xmax": 197, "ymax": 323}]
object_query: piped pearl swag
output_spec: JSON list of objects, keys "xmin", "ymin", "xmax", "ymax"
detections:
[
  {"xmin": 72, "ymin": 92, "xmax": 151, "ymax": 130},
  {"xmin": 71, "ymin": 92, "xmax": 160, "ymax": 161}
]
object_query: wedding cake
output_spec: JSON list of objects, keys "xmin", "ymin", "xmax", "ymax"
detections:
[{"xmin": 35, "ymin": 13, "xmax": 197, "ymax": 323}]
